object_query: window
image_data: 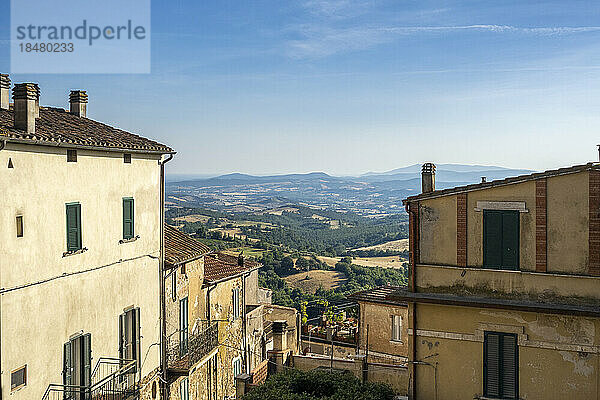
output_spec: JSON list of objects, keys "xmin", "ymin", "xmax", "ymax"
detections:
[
  {"xmin": 391, "ymin": 315, "xmax": 402, "ymax": 342},
  {"xmin": 63, "ymin": 333, "xmax": 92, "ymax": 399},
  {"xmin": 483, "ymin": 210, "xmax": 519, "ymax": 270},
  {"xmin": 232, "ymin": 287, "xmax": 240, "ymax": 320},
  {"xmin": 66, "ymin": 203, "xmax": 82, "ymax": 252},
  {"xmin": 119, "ymin": 308, "xmax": 141, "ymax": 373},
  {"xmin": 179, "ymin": 377, "xmax": 189, "ymax": 400},
  {"xmin": 484, "ymin": 332, "xmax": 518, "ymax": 399},
  {"xmin": 11, "ymin": 365, "xmax": 26, "ymax": 391},
  {"xmin": 123, "ymin": 198, "xmax": 135, "ymax": 239},
  {"xmin": 179, "ymin": 298, "xmax": 189, "ymax": 356},
  {"xmin": 232, "ymin": 357, "xmax": 242, "ymax": 377},
  {"xmin": 67, "ymin": 149, "xmax": 77, "ymax": 162},
  {"xmin": 124, "ymin": 153, "xmax": 132, "ymax": 163},
  {"xmin": 16, "ymin": 216, "xmax": 23, "ymax": 237}
]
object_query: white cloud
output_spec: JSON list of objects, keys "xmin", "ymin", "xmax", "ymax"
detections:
[{"xmin": 286, "ymin": 24, "xmax": 600, "ymax": 58}]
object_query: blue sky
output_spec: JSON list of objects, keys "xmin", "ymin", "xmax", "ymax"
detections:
[{"xmin": 2, "ymin": 0, "xmax": 600, "ymax": 175}]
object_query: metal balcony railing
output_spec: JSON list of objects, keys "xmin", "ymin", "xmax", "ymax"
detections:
[
  {"xmin": 166, "ymin": 321, "xmax": 219, "ymax": 371},
  {"xmin": 42, "ymin": 358, "xmax": 137, "ymax": 400}
]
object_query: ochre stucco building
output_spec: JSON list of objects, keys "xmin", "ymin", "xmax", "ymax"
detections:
[
  {"xmin": 1, "ymin": 75, "xmax": 173, "ymax": 399},
  {"xmin": 397, "ymin": 162, "xmax": 600, "ymax": 399},
  {"xmin": 164, "ymin": 226, "xmax": 299, "ymax": 400}
]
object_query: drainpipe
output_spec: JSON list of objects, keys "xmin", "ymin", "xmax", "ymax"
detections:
[
  {"xmin": 159, "ymin": 153, "xmax": 173, "ymax": 399},
  {"xmin": 406, "ymin": 201, "xmax": 419, "ymax": 400}
]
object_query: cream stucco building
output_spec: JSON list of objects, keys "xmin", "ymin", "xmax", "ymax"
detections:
[{"xmin": 0, "ymin": 75, "xmax": 174, "ymax": 399}]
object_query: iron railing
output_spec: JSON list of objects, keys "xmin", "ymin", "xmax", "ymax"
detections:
[
  {"xmin": 166, "ymin": 321, "xmax": 219, "ymax": 371},
  {"xmin": 42, "ymin": 358, "xmax": 137, "ymax": 400}
]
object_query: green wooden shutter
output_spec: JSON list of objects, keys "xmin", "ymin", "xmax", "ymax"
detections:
[
  {"xmin": 502, "ymin": 334, "xmax": 518, "ymax": 398},
  {"xmin": 484, "ymin": 332, "xmax": 501, "ymax": 398},
  {"xmin": 123, "ymin": 198, "xmax": 134, "ymax": 239},
  {"xmin": 501, "ymin": 211, "xmax": 519, "ymax": 270},
  {"xmin": 82, "ymin": 334, "xmax": 92, "ymax": 390},
  {"xmin": 483, "ymin": 211, "xmax": 502, "ymax": 268},
  {"xmin": 134, "ymin": 308, "xmax": 141, "ymax": 373},
  {"xmin": 63, "ymin": 341, "xmax": 73, "ymax": 398},
  {"xmin": 66, "ymin": 204, "xmax": 82, "ymax": 251}
]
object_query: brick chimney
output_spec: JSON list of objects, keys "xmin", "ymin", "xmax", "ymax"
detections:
[
  {"xmin": 421, "ymin": 163, "xmax": 436, "ymax": 193},
  {"xmin": 69, "ymin": 90, "xmax": 88, "ymax": 118},
  {"xmin": 0, "ymin": 74, "xmax": 9, "ymax": 110},
  {"xmin": 13, "ymin": 83, "xmax": 39, "ymax": 134},
  {"xmin": 272, "ymin": 320, "xmax": 288, "ymax": 351}
]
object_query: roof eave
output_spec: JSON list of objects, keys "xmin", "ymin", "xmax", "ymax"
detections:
[{"xmin": 1, "ymin": 136, "xmax": 175, "ymax": 155}]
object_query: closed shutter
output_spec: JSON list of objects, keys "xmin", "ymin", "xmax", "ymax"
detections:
[
  {"xmin": 484, "ymin": 210, "xmax": 519, "ymax": 270},
  {"xmin": 66, "ymin": 204, "xmax": 82, "ymax": 251},
  {"xmin": 119, "ymin": 313, "xmax": 125, "ymax": 381},
  {"xmin": 82, "ymin": 333, "xmax": 92, "ymax": 390},
  {"xmin": 483, "ymin": 211, "xmax": 502, "ymax": 268},
  {"xmin": 134, "ymin": 308, "xmax": 142, "ymax": 373},
  {"xmin": 484, "ymin": 332, "xmax": 501, "ymax": 398},
  {"xmin": 123, "ymin": 198, "xmax": 134, "ymax": 239},
  {"xmin": 63, "ymin": 341, "xmax": 73, "ymax": 397},
  {"xmin": 502, "ymin": 334, "xmax": 518, "ymax": 398},
  {"xmin": 484, "ymin": 332, "xmax": 518, "ymax": 399},
  {"xmin": 501, "ymin": 211, "xmax": 519, "ymax": 270}
]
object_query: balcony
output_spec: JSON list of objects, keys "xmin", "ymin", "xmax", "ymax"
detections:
[
  {"xmin": 167, "ymin": 321, "xmax": 219, "ymax": 374},
  {"xmin": 42, "ymin": 357, "xmax": 137, "ymax": 400}
]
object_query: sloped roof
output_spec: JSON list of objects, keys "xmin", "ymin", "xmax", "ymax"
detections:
[
  {"xmin": 0, "ymin": 106, "xmax": 173, "ymax": 154},
  {"xmin": 204, "ymin": 252, "xmax": 260, "ymax": 283},
  {"xmin": 164, "ymin": 224, "xmax": 210, "ymax": 268},
  {"xmin": 347, "ymin": 285, "xmax": 407, "ymax": 306},
  {"xmin": 403, "ymin": 162, "xmax": 599, "ymax": 204}
]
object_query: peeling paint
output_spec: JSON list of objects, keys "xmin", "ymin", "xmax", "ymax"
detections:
[
  {"xmin": 479, "ymin": 310, "xmax": 595, "ymax": 345},
  {"xmin": 559, "ymin": 351, "xmax": 594, "ymax": 377}
]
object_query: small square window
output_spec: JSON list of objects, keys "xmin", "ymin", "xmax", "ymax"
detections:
[
  {"xmin": 11, "ymin": 365, "xmax": 26, "ymax": 391},
  {"xmin": 67, "ymin": 149, "xmax": 77, "ymax": 162},
  {"xmin": 124, "ymin": 153, "xmax": 132, "ymax": 163},
  {"xmin": 16, "ymin": 216, "xmax": 23, "ymax": 238}
]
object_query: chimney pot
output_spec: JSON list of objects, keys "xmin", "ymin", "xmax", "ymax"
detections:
[
  {"xmin": 481, "ymin": 176, "xmax": 487, "ymax": 183},
  {"xmin": 0, "ymin": 74, "xmax": 10, "ymax": 110},
  {"xmin": 69, "ymin": 90, "xmax": 88, "ymax": 118},
  {"xmin": 13, "ymin": 83, "xmax": 40, "ymax": 134},
  {"xmin": 421, "ymin": 163, "xmax": 436, "ymax": 193}
]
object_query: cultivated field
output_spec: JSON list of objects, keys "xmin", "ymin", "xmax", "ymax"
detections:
[
  {"xmin": 352, "ymin": 238, "xmax": 408, "ymax": 252},
  {"xmin": 317, "ymin": 255, "xmax": 405, "ymax": 269},
  {"xmin": 284, "ymin": 270, "xmax": 347, "ymax": 293}
]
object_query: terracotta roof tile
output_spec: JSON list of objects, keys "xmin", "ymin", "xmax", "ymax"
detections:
[
  {"xmin": 164, "ymin": 224, "xmax": 210, "ymax": 268},
  {"xmin": 0, "ymin": 106, "xmax": 173, "ymax": 153},
  {"xmin": 403, "ymin": 162, "xmax": 599, "ymax": 204},
  {"xmin": 204, "ymin": 252, "xmax": 260, "ymax": 283}
]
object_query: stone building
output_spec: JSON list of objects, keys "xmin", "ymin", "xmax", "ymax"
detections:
[
  {"xmin": 0, "ymin": 75, "xmax": 173, "ymax": 399},
  {"xmin": 398, "ymin": 162, "xmax": 600, "ymax": 399},
  {"xmin": 164, "ymin": 226, "xmax": 299, "ymax": 400},
  {"xmin": 349, "ymin": 286, "xmax": 408, "ymax": 366}
]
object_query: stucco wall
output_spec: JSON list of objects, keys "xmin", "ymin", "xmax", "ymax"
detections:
[
  {"xmin": 547, "ymin": 172, "xmax": 589, "ymax": 274},
  {"xmin": 359, "ymin": 302, "xmax": 408, "ymax": 361},
  {"xmin": 419, "ymin": 196, "xmax": 457, "ymax": 265},
  {"xmin": 416, "ymin": 171, "xmax": 595, "ymax": 290},
  {"xmin": 412, "ymin": 302, "xmax": 600, "ymax": 400},
  {"xmin": 1, "ymin": 143, "xmax": 161, "ymax": 398}
]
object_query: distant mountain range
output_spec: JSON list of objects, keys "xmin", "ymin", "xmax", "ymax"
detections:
[
  {"xmin": 166, "ymin": 164, "xmax": 535, "ymax": 216},
  {"xmin": 170, "ymin": 164, "xmax": 534, "ymax": 186}
]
